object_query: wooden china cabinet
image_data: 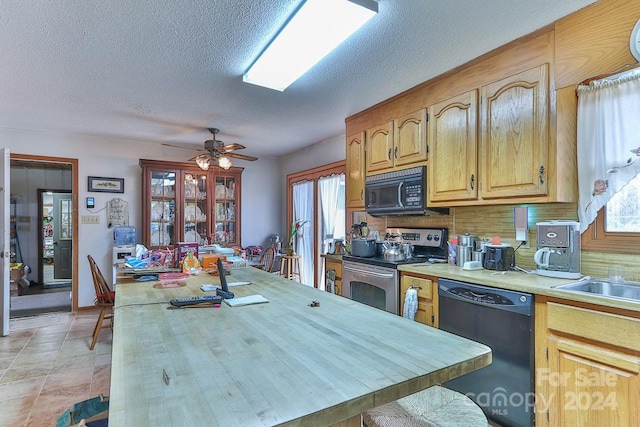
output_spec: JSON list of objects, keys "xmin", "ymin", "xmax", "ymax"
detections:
[{"xmin": 139, "ymin": 159, "xmax": 243, "ymax": 249}]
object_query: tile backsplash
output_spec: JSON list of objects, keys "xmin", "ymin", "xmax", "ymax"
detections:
[{"xmin": 356, "ymin": 203, "xmax": 638, "ymax": 281}]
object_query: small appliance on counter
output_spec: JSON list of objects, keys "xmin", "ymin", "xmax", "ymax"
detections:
[
  {"xmin": 483, "ymin": 244, "xmax": 515, "ymax": 271},
  {"xmin": 113, "ymin": 226, "xmax": 136, "ymax": 285},
  {"xmin": 534, "ymin": 220, "xmax": 581, "ymax": 279},
  {"xmin": 331, "ymin": 239, "xmax": 346, "ymax": 255}
]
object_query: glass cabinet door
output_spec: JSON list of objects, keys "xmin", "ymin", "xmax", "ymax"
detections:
[
  {"xmin": 182, "ymin": 171, "xmax": 208, "ymax": 245},
  {"xmin": 214, "ymin": 175, "xmax": 237, "ymax": 245},
  {"xmin": 150, "ymin": 171, "xmax": 176, "ymax": 247}
]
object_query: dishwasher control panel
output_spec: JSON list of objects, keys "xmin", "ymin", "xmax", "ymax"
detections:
[{"xmin": 438, "ymin": 278, "xmax": 533, "ymax": 316}]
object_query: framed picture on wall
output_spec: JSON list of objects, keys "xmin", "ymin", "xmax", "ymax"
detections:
[{"xmin": 88, "ymin": 176, "xmax": 125, "ymax": 193}]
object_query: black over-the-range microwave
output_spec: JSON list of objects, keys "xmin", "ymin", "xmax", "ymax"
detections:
[{"xmin": 364, "ymin": 166, "xmax": 449, "ymax": 216}]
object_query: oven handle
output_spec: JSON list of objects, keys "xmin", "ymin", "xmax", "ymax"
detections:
[{"xmin": 343, "ymin": 265, "xmax": 395, "ymax": 278}]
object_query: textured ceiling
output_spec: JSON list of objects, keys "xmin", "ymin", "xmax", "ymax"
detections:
[{"xmin": 0, "ymin": 0, "xmax": 595, "ymax": 161}]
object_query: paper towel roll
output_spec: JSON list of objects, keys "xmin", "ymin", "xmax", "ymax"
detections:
[{"xmin": 403, "ymin": 288, "xmax": 418, "ymax": 320}]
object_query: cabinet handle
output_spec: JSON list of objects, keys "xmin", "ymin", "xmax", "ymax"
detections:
[
  {"xmin": 360, "ymin": 189, "xmax": 363, "ymax": 200},
  {"xmin": 470, "ymin": 174, "xmax": 475, "ymax": 190},
  {"xmin": 394, "ymin": 146, "xmax": 398, "ymax": 159},
  {"xmin": 388, "ymin": 148, "xmax": 392, "ymax": 160},
  {"xmin": 539, "ymin": 166, "xmax": 545, "ymax": 184}
]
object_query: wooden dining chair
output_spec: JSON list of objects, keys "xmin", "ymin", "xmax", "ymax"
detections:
[
  {"xmin": 88, "ymin": 255, "xmax": 115, "ymax": 350},
  {"xmin": 258, "ymin": 246, "xmax": 276, "ymax": 273}
]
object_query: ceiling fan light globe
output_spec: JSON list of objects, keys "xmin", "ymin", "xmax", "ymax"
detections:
[
  {"xmin": 218, "ymin": 156, "xmax": 232, "ymax": 170},
  {"xmin": 195, "ymin": 155, "xmax": 211, "ymax": 171}
]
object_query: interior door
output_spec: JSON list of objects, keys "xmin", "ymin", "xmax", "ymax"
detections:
[
  {"xmin": 52, "ymin": 192, "xmax": 73, "ymax": 280},
  {"xmin": 1, "ymin": 148, "xmax": 10, "ymax": 336}
]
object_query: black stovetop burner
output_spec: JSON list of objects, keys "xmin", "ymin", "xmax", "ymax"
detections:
[
  {"xmin": 342, "ymin": 253, "xmax": 444, "ymax": 268},
  {"xmin": 343, "ymin": 227, "xmax": 448, "ymax": 269}
]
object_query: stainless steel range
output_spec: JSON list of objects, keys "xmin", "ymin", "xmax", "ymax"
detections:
[{"xmin": 342, "ymin": 227, "xmax": 448, "ymax": 314}]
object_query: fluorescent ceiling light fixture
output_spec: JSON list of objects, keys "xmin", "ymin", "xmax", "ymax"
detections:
[{"xmin": 243, "ymin": 0, "xmax": 378, "ymax": 91}]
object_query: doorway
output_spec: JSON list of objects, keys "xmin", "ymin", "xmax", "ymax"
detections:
[
  {"xmin": 38, "ymin": 190, "xmax": 73, "ymax": 286},
  {"xmin": 9, "ymin": 156, "xmax": 77, "ymax": 318},
  {"xmin": 287, "ymin": 161, "xmax": 346, "ymax": 288}
]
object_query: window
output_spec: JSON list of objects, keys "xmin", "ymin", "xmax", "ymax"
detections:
[
  {"xmin": 582, "ymin": 173, "xmax": 640, "ymax": 253},
  {"xmin": 604, "ymin": 173, "xmax": 640, "ymax": 232}
]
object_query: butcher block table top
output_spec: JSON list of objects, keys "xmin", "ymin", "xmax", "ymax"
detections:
[{"xmin": 110, "ymin": 267, "xmax": 491, "ymax": 426}]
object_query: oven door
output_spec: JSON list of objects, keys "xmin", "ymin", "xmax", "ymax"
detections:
[{"xmin": 342, "ymin": 260, "xmax": 398, "ymax": 315}]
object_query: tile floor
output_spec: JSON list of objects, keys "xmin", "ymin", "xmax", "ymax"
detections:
[{"xmin": 0, "ymin": 309, "xmax": 111, "ymax": 427}]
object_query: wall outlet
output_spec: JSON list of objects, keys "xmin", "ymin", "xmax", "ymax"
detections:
[
  {"xmin": 81, "ymin": 215, "xmax": 100, "ymax": 224},
  {"xmin": 517, "ymin": 229, "xmax": 531, "ymax": 248}
]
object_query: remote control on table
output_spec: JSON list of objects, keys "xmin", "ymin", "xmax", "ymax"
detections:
[{"xmin": 170, "ymin": 295, "xmax": 222, "ymax": 307}]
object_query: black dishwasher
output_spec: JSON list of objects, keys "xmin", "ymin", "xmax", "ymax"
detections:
[{"xmin": 438, "ymin": 279, "xmax": 534, "ymax": 427}]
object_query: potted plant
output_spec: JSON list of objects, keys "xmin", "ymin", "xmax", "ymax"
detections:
[{"xmin": 286, "ymin": 219, "xmax": 308, "ymax": 255}]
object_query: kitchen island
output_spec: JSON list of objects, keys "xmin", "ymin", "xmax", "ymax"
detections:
[{"xmin": 110, "ymin": 266, "xmax": 491, "ymax": 426}]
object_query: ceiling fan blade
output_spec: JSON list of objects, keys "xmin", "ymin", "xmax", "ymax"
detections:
[
  {"xmin": 162, "ymin": 142, "xmax": 204, "ymax": 151},
  {"xmin": 218, "ymin": 143, "xmax": 246, "ymax": 153},
  {"xmin": 227, "ymin": 152, "xmax": 258, "ymax": 161}
]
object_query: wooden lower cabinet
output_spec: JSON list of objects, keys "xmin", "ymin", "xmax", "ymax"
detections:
[
  {"xmin": 536, "ymin": 297, "xmax": 640, "ymax": 427},
  {"xmin": 324, "ymin": 258, "xmax": 342, "ymax": 296},
  {"xmin": 399, "ymin": 274, "xmax": 438, "ymax": 327}
]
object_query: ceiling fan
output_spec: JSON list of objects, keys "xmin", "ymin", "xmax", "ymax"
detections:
[{"xmin": 163, "ymin": 128, "xmax": 257, "ymax": 170}]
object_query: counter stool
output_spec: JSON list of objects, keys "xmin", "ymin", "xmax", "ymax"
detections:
[
  {"xmin": 280, "ymin": 255, "xmax": 302, "ymax": 282},
  {"xmin": 362, "ymin": 385, "xmax": 488, "ymax": 427}
]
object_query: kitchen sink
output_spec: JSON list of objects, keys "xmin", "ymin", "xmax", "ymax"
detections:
[{"xmin": 553, "ymin": 279, "xmax": 640, "ymax": 302}]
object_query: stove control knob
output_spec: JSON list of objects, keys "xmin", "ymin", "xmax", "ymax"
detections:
[
  {"xmin": 426, "ymin": 234, "xmax": 433, "ymax": 241},
  {"xmin": 433, "ymin": 234, "xmax": 440, "ymax": 241}
]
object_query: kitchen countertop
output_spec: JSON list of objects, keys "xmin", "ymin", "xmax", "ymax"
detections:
[{"xmin": 398, "ymin": 263, "xmax": 640, "ymax": 313}]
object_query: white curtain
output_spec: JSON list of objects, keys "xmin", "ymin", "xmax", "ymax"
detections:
[
  {"xmin": 319, "ymin": 174, "xmax": 341, "ymax": 245},
  {"xmin": 292, "ymin": 180, "xmax": 314, "ymax": 286},
  {"xmin": 577, "ymin": 70, "xmax": 640, "ymax": 233},
  {"xmin": 319, "ymin": 174, "xmax": 342, "ymax": 289}
]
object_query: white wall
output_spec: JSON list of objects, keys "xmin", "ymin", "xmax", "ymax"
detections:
[
  {"xmin": 1, "ymin": 128, "xmax": 282, "ymax": 307},
  {"xmin": 277, "ymin": 133, "xmax": 346, "ymax": 235}
]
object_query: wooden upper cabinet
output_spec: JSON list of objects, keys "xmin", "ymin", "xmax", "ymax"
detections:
[
  {"xmin": 365, "ymin": 110, "xmax": 427, "ymax": 174},
  {"xmin": 393, "ymin": 108, "xmax": 428, "ymax": 167},
  {"xmin": 428, "ymin": 90, "xmax": 478, "ymax": 204},
  {"xmin": 346, "ymin": 131, "xmax": 365, "ymax": 209},
  {"xmin": 480, "ymin": 64, "xmax": 549, "ymax": 199},
  {"xmin": 366, "ymin": 121, "xmax": 394, "ymax": 173}
]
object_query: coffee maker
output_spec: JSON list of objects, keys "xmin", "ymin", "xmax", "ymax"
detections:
[{"xmin": 534, "ymin": 220, "xmax": 581, "ymax": 279}]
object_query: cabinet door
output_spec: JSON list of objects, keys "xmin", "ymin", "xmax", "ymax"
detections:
[
  {"xmin": 346, "ymin": 132, "xmax": 365, "ymax": 209},
  {"xmin": 213, "ymin": 173, "xmax": 240, "ymax": 246},
  {"xmin": 182, "ymin": 170, "xmax": 209, "ymax": 245},
  {"xmin": 544, "ymin": 301, "xmax": 640, "ymax": 427},
  {"xmin": 325, "ymin": 259, "xmax": 343, "ymax": 296},
  {"xmin": 548, "ymin": 337, "xmax": 640, "ymax": 426},
  {"xmin": 394, "ymin": 108, "xmax": 428, "ymax": 167},
  {"xmin": 146, "ymin": 168, "xmax": 177, "ymax": 248},
  {"xmin": 400, "ymin": 275, "xmax": 436, "ymax": 327},
  {"xmin": 429, "ymin": 90, "xmax": 478, "ymax": 203},
  {"xmin": 366, "ymin": 121, "xmax": 394, "ymax": 173},
  {"xmin": 480, "ymin": 64, "xmax": 549, "ymax": 199}
]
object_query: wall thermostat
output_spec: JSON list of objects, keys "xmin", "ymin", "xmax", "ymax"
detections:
[{"xmin": 86, "ymin": 197, "xmax": 95, "ymax": 209}]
